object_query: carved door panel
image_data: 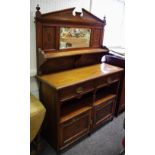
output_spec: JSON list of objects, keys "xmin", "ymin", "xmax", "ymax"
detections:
[
  {"xmin": 60, "ymin": 110, "xmax": 91, "ymax": 148},
  {"xmin": 93, "ymin": 99, "xmax": 115, "ymax": 128},
  {"xmin": 43, "ymin": 26, "xmax": 56, "ymax": 50},
  {"xmin": 91, "ymin": 29, "xmax": 102, "ymax": 47}
]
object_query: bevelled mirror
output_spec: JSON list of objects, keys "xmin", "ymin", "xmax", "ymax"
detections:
[{"xmin": 59, "ymin": 27, "xmax": 91, "ymax": 49}]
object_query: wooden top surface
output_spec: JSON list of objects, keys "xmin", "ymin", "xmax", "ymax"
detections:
[
  {"xmin": 44, "ymin": 48, "xmax": 108, "ymax": 59},
  {"xmin": 37, "ymin": 63, "xmax": 123, "ymax": 89}
]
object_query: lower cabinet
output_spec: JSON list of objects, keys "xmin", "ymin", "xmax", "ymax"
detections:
[
  {"xmin": 39, "ymin": 64, "xmax": 123, "ymax": 151},
  {"xmin": 93, "ymin": 95, "xmax": 116, "ymax": 129},
  {"xmin": 60, "ymin": 109, "xmax": 91, "ymax": 148},
  {"xmin": 59, "ymin": 84, "xmax": 118, "ymax": 149},
  {"xmin": 59, "ymin": 95, "xmax": 116, "ymax": 148}
]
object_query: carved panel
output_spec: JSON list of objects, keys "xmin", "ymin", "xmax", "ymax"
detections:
[
  {"xmin": 94, "ymin": 100, "xmax": 114, "ymax": 128},
  {"xmin": 43, "ymin": 26, "xmax": 56, "ymax": 50},
  {"xmin": 60, "ymin": 111, "xmax": 90, "ymax": 147},
  {"xmin": 92, "ymin": 29, "xmax": 101, "ymax": 47},
  {"xmin": 39, "ymin": 8, "xmax": 104, "ymax": 26}
]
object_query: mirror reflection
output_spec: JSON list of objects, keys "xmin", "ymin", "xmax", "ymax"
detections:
[{"xmin": 60, "ymin": 27, "xmax": 91, "ymax": 49}]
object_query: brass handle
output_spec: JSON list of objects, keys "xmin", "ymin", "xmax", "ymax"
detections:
[
  {"xmin": 64, "ymin": 118, "xmax": 76, "ymax": 127},
  {"xmin": 107, "ymin": 77, "xmax": 112, "ymax": 84},
  {"xmin": 71, "ymin": 118, "xmax": 78, "ymax": 123},
  {"xmin": 76, "ymin": 87, "xmax": 83, "ymax": 94}
]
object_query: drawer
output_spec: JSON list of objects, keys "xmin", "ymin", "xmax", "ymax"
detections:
[
  {"xmin": 95, "ymin": 73, "xmax": 121, "ymax": 88},
  {"xmin": 59, "ymin": 81, "xmax": 94, "ymax": 102},
  {"xmin": 60, "ymin": 110, "xmax": 91, "ymax": 148},
  {"xmin": 93, "ymin": 97, "xmax": 115, "ymax": 128}
]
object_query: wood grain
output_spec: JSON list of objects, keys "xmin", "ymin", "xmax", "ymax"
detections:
[
  {"xmin": 60, "ymin": 106, "xmax": 91, "ymax": 123},
  {"xmin": 37, "ymin": 63, "xmax": 123, "ymax": 89},
  {"xmin": 43, "ymin": 48, "xmax": 108, "ymax": 59},
  {"xmin": 94, "ymin": 94, "xmax": 116, "ymax": 106}
]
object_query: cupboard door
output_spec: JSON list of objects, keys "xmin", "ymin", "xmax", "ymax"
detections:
[
  {"xmin": 93, "ymin": 99, "xmax": 115, "ymax": 128},
  {"xmin": 60, "ymin": 110, "xmax": 91, "ymax": 148}
]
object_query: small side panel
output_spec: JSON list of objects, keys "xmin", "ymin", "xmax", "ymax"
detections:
[
  {"xmin": 43, "ymin": 26, "xmax": 56, "ymax": 50},
  {"xmin": 91, "ymin": 29, "xmax": 102, "ymax": 48}
]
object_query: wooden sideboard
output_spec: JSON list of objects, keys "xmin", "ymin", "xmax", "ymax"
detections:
[
  {"xmin": 34, "ymin": 5, "xmax": 124, "ymax": 152},
  {"xmin": 37, "ymin": 63, "xmax": 123, "ymax": 150}
]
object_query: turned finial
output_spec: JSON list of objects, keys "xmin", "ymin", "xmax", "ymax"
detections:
[
  {"xmin": 36, "ymin": 4, "xmax": 41, "ymax": 18},
  {"xmin": 103, "ymin": 16, "xmax": 106, "ymax": 25},
  {"xmin": 36, "ymin": 4, "xmax": 40, "ymax": 11}
]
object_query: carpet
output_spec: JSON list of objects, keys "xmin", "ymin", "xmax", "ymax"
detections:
[{"xmin": 40, "ymin": 112, "xmax": 125, "ymax": 155}]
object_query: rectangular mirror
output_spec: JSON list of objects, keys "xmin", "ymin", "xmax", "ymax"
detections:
[{"xmin": 59, "ymin": 27, "xmax": 91, "ymax": 49}]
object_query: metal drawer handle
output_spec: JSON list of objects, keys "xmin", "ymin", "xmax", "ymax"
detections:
[
  {"xmin": 76, "ymin": 87, "xmax": 84, "ymax": 94},
  {"xmin": 64, "ymin": 119, "xmax": 76, "ymax": 127},
  {"xmin": 107, "ymin": 77, "xmax": 113, "ymax": 84},
  {"xmin": 73, "ymin": 118, "xmax": 76, "ymax": 122}
]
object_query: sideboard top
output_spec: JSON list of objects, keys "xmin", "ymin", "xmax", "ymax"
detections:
[{"xmin": 37, "ymin": 63, "xmax": 123, "ymax": 89}]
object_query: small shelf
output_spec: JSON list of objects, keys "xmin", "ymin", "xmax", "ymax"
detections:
[
  {"xmin": 43, "ymin": 48, "xmax": 108, "ymax": 59},
  {"xmin": 60, "ymin": 106, "xmax": 91, "ymax": 123},
  {"xmin": 94, "ymin": 94, "xmax": 116, "ymax": 106},
  {"xmin": 95, "ymin": 82, "xmax": 118, "ymax": 99},
  {"xmin": 60, "ymin": 92, "xmax": 93, "ymax": 123}
]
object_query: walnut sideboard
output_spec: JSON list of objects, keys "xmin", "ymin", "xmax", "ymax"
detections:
[
  {"xmin": 34, "ymin": 5, "xmax": 124, "ymax": 152},
  {"xmin": 37, "ymin": 63, "xmax": 123, "ymax": 151}
]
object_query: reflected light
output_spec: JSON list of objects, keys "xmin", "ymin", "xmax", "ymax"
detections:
[{"xmin": 100, "ymin": 63, "xmax": 118, "ymax": 73}]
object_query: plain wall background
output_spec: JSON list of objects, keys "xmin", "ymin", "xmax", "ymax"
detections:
[{"xmin": 91, "ymin": 0, "xmax": 125, "ymax": 48}]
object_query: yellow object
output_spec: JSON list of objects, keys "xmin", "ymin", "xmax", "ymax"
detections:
[{"xmin": 30, "ymin": 94, "xmax": 46, "ymax": 143}]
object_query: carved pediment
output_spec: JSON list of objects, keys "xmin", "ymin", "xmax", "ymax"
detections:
[{"xmin": 35, "ymin": 6, "xmax": 105, "ymax": 26}]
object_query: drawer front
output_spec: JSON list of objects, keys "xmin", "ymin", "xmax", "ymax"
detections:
[
  {"xmin": 59, "ymin": 81, "xmax": 94, "ymax": 102},
  {"xmin": 93, "ymin": 99, "xmax": 115, "ymax": 128},
  {"xmin": 95, "ymin": 73, "xmax": 120, "ymax": 88},
  {"xmin": 60, "ymin": 110, "xmax": 91, "ymax": 148}
]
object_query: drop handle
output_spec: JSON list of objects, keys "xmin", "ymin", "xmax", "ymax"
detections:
[
  {"xmin": 107, "ymin": 77, "xmax": 113, "ymax": 84},
  {"xmin": 76, "ymin": 87, "xmax": 84, "ymax": 94},
  {"xmin": 73, "ymin": 118, "xmax": 76, "ymax": 122}
]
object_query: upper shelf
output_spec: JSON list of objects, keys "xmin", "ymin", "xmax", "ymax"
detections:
[{"xmin": 42, "ymin": 48, "xmax": 109, "ymax": 59}]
